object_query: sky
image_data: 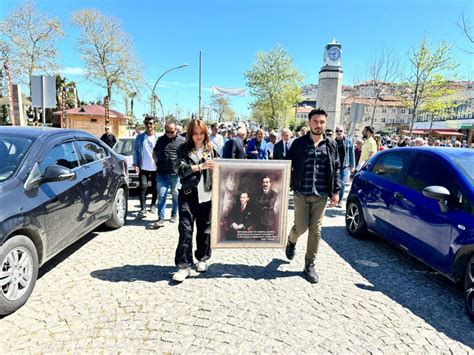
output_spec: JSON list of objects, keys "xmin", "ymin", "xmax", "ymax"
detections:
[{"xmin": 1, "ymin": 0, "xmax": 473, "ymax": 122}]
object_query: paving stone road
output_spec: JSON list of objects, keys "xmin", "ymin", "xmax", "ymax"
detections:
[{"xmin": 0, "ymin": 193, "xmax": 473, "ymax": 353}]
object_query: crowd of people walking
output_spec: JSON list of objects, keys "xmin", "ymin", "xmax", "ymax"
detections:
[{"xmin": 127, "ymin": 110, "xmax": 471, "ymax": 283}]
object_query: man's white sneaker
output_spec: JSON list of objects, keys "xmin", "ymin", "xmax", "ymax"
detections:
[
  {"xmin": 195, "ymin": 261, "xmax": 208, "ymax": 272},
  {"xmin": 172, "ymin": 267, "xmax": 191, "ymax": 282}
]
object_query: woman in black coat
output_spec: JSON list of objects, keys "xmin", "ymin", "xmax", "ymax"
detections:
[{"xmin": 172, "ymin": 119, "xmax": 219, "ymax": 282}]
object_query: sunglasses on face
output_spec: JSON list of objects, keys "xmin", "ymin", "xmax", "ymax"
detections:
[
  {"xmin": 165, "ymin": 130, "xmax": 175, "ymax": 134},
  {"xmin": 145, "ymin": 122, "xmax": 154, "ymax": 126},
  {"xmin": 335, "ymin": 130, "xmax": 343, "ymax": 133}
]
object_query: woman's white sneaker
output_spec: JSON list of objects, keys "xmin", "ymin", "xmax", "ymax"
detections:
[
  {"xmin": 172, "ymin": 267, "xmax": 191, "ymax": 282},
  {"xmin": 195, "ymin": 261, "xmax": 208, "ymax": 272}
]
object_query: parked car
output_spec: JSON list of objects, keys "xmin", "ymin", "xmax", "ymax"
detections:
[
  {"xmin": 113, "ymin": 137, "xmax": 139, "ymax": 189},
  {"xmin": 345, "ymin": 147, "xmax": 474, "ymax": 320},
  {"xmin": 0, "ymin": 127, "xmax": 128, "ymax": 315}
]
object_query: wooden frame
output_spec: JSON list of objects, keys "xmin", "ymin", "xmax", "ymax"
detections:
[{"xmin": 211, "ymin": 159, "xmax": 291, "ymax": 248}]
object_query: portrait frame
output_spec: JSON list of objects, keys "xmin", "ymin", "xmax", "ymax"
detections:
[{"xmin": 211, "ymin": 159, "xmax": 291, "ymax": 248}]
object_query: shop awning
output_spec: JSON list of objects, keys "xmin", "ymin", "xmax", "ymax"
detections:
[
  {"xmin": 400, "ymin": 130, "xmax": 428, "ymax": 135},
  {"xmin": 432, "ymin": 130, "xmax": 464, "ymax": 137}
]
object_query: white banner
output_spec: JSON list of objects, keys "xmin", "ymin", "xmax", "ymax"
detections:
[{"xmin": 212, "ymin": 86, "xmax": 247, "ymax": 97}]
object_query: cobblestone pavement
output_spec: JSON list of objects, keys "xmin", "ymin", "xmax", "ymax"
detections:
[{"xmin": 1, "ymin": 193, "xmax": 473, "ymax": 353}]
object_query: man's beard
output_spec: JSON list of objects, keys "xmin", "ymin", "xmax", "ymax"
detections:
[{"xmin": 311, "ymin": 128, "xmax": 323, "ymax": 136}]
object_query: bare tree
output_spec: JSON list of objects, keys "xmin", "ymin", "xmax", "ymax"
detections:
[
  {"xmin": 0, "ymin": 0, "xmax": 64, "ymax": 96},
  {"xmin": 71, "ymin": 9, "xmax": 143, "ymax": 102},
  {"xmin": 457, "ymin": 10, "xmax": 474, "ymax": 54},
  {"xmin": 365, "ymin": 48, "xmax": 401, "ymax": 126}
]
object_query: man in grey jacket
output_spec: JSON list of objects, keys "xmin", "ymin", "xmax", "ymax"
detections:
[{"xmin": 334, "ymin": 125, "xmax": 355, "ymax": 207}]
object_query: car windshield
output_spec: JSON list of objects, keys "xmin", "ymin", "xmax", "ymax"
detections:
[
  {"xmin": 0, "ymin": 136, "xmax": 35, "ymax": 182},
  {"xmin": 452, "ymin": 154, "xmax": 474, "ymax": 184},
  {"xmin": 114, "ymin": 139, "xmax": 134, "ymax": 156}
]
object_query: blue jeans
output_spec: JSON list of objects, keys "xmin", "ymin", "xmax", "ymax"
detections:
[
  {"xmin": 156, "ymin": 173, "xmax": 179, "ymax": 220},
  {"xmin": 339, "ymin": 167, "xmax": 350, "ymax": 202}
]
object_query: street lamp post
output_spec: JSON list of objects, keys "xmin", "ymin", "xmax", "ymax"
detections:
[{"xmin": 146, "ymin": 63, "xmax": 189, "ymax": 125}]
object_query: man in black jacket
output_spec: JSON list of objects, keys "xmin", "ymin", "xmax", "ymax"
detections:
[
  {"xmin": 152, "ymin": 122, "xmax": 185, "ymax": 227},
  {"xmin": 225, "ymin": 192, "xmax": 255, "ymax": 240},
  {"xmin": 100, "ymin": 126, "xmax": 117, "ymax": 148},
  {"xmin": 285, "ymin": 108, "xmax": 341, "ymax": 284},
  {"xmin": 222, "ymin": 127, "xmax": 246, "ymax": 159}
]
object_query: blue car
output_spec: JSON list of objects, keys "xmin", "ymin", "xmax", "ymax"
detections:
[{"xmin": 345, "ymin": 147, "xmax": 474, "ymax": 320}]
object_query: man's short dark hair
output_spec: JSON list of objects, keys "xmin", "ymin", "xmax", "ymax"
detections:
[
  {"xmin": 211, "ymin": 123, "xmax": 218, "ymax": 129},
  {"xmin": 144, "ymin": 115, "xmax": 156, "ymax": 123},
  {"xmin": 308, "ymin": 108, "xmax": 327, "ymax": 120},
  {"xmin": 363, "ymin": 126, "xmax": 374, "ymax": 134},
  {"xmin": 262, "ymin": 175, "xmax": 272, "ymax": 182}
]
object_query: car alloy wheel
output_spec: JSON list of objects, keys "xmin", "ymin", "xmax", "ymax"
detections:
[
  {"xmin": 345, "ymin": 199, "xmax": 367, "ymax": 239},
  {"xmin": 115, "ymin": 188, "xmax": 126, "ymax": 224},
  {"xmin": 105, "ymin": 187, "xmax": 127, "ymax": 229},
  {"xmin": 0, "ymin": 246, "xmax": 34, "ymax": 301},
  {"xmin": 346, "ymin": 203, "xmax": 360, "ymax": 234},
  {"xmin": 464, "ymin": 256, "xmax": 474, "ymax": 320}
]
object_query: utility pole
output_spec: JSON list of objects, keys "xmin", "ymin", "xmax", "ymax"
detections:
[{"xmin": 198, "ymin": 50, "xmax": 202, "ymax": 119}]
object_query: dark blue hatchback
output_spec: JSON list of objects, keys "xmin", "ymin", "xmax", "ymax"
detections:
[{"xmin": 346, "ymin": 147, "xmax": 474, "ymax": 320}]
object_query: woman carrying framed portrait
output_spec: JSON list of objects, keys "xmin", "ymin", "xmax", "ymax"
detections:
[{"xmin": 172, "ymin": 119, "xmax": 219, "ymax": 282}]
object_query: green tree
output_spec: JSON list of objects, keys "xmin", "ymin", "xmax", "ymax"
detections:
[
  {"xmin": 210, "ymin": 94, "xmax": 235, "ymax": 122},
  {"xmin": 401, "ymin": 38, "xmax": 457, "ymax": 136},
  {"xmin": 0, "ymin": 0, "xmax": 64, "ymax": 96},
  {"xmin": 418, "ymin": 78, "xmax": 461, "ymax": 137},
  {"xmin": 55, "ymin": 76, "xmax": 78, "ymax": 110},
  {"xmin": 71, "ymin": 9, "xmax": 143, "ymax": 102},
  {"xmin": 245, "ymin": 45, "xmax": 304, "ymax": 129}
]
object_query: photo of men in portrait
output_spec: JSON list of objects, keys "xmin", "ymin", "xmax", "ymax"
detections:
[{"xmin": 211, "ymin": 160, "xmax": 291, "ymax": 248}]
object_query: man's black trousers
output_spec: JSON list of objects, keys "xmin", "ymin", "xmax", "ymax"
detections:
[{"xmin": 138, "ymin": 169, "xmax": 157, "ymax": 210}]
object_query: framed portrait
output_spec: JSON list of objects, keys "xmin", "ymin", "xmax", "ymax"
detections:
[{"xmin": 211, "ymin": 159, "xmax": 291, "ymax": 248}]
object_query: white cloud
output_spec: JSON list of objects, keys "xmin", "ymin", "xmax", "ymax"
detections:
[{"xmin": 60, "ymin": 67, "xmax": 85, "ymax": 76}]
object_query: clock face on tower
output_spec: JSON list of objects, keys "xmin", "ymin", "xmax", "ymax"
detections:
[{"xmin": 327, "ymin": 47, "xmax": 341, "ymax": 62}]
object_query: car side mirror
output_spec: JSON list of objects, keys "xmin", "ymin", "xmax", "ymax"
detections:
[
  {"xmin": 42, "ymin": 165, "xmax": 76, "ymax": 183},
  {"xmin": 423, "ymin": 185, "xmax": 450, "ymax": 213}
]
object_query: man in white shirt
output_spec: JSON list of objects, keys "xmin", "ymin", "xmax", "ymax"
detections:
[
  {"xmin": 266, "ymin": 131, "xmax": 277, "ymax": 159},
  {"xmin": 133, "ymin": 116, "xmax": 159, "ymax": 218},
  {"xmin": 209, "ymin": 123, "xmax": 224, "ymax": 156}
]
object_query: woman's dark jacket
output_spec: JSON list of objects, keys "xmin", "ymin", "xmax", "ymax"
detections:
[
  {"xmin": 286, "ymin": 132, "xmax": 341, "ymax": 196},
  {"xmin": 174, "ymin": 143, "xmax": 219, "ymax": 191}
]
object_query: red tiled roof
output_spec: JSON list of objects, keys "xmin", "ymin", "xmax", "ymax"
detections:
[{"xmin": 52, "ymin": 104, "xmax": 126, "ymax": 118}]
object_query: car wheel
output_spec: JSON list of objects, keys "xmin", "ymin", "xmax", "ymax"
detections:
[
  {"xmin": 345, "ymin": 199, "xmax": 368, "ymax": 239},
  {"xmin": 105, "ymin": 187, "xmax": 127, "ymax": 229},
  {"xmin": 464, "ymin": 255, "xmax": 474, "ymax": 321},
  {"xmin": 0, "ymin": 235, "xmax": 39, "ymax": 315}
]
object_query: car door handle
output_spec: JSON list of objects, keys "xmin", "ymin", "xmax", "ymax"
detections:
[
  {"xmin": 394, "ymin": 192, "xmax": 404, "ymax": 200},
  {"xmin": 81, "ymin": 178, "xmax": 90, "ymax": 186}
]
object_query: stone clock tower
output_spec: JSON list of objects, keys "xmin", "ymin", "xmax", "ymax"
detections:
[{"xmin": 316, "ymin": 39, "xmax": 343, "ymax": 130}]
